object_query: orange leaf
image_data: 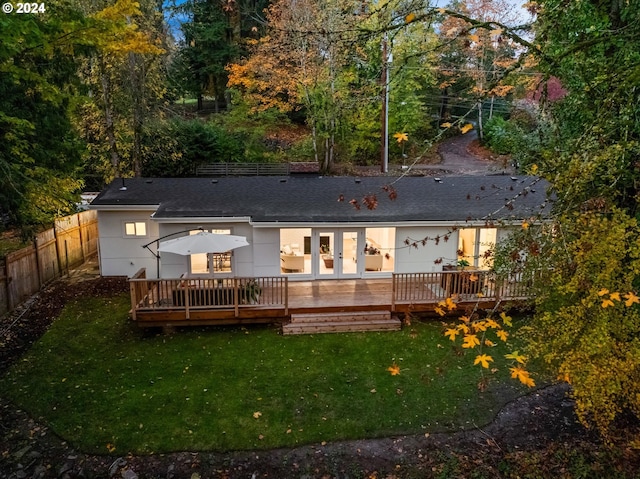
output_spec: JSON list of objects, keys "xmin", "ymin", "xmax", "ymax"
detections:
[
  {"xmin": 393, "ymin": 132, "xmax": 408, "ymax": 143},
  {"xmin": 624, "ymin": 292, "xmax": 640, "ymax": 307},
  {"xmin": 444, "ymin": 328, "xmax": 459, "ymax": 341},
  {"xmin": 460, "ymin": 123, "xmax": 474, "ymax": 134},
  {"xmin": 474, "ymin": 354, "xmax": 493, "ymax": 368},
  {"xmin": 510, "ymin": 367, "xmax": 535, "ymax": 387},
  {"xmin": 462, "ymin": 334, "xmax": 480, "ymax": 348},
  {"xmin": 601, "ymin": 298, "xmax": 615, "ymax": 308},
  {"xmin": 387, "ymin": 364, "xmax": 401, "ymax": 376}
]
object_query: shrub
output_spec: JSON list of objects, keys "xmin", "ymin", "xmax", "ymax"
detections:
[{"xmin": 483, "ymin": 116, "xmax": 523, "ymax": 155}]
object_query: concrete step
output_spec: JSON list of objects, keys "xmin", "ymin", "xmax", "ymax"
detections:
[{"xmin": 290, "ymin": 310, "xmax": 391, "ymax": 323}]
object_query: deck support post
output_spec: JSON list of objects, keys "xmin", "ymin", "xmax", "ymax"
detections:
[
  {"xmin": 184, "ymin": 283, "xmax": 190, "ymax": 320},
  {"xmin": 391, "ymin": 274, "xmax": 396, "ymax": 311},
  {"xmin": 234, "ymin": 278, "xmax": 239, "ymax": 317},
  {"xmin": 129, "ymin": 279, "xmax": 138, "ymax": 321},
  {"xmin": 284, "ymin": 277, "xmax": 289, "ymax": 316}
]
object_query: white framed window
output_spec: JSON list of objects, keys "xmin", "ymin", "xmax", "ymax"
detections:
[
  {"xmin": 124, "ymin": 221, "xmax": 147, "ymax": 237},
  {"xmin": 189, "ymin": 229, "xmax": 234, "ymax": 275}
]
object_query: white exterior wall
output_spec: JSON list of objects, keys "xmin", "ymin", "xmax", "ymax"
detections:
[
  {"xmin": 252, "ymin": 228, "xmax": 281, "ymax": 277},
  {"xmin": 394, "ymin": 226, "xmax": 458, "ymax": 273},
  {"xmin": 97, "ymin": 210, "xmax": 159, "ymax": 278},
  {"xmin": 96, "ymin": 209, "xmax": 518, "ymax": 279}
]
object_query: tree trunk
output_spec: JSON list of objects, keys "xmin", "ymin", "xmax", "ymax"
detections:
[
  {"xmin": 98, "ymin": 54, "xmax": 121, "ymax": 174},
  {"xmin": 128, "ymin": 52, "xmax": 145, "ymax": 177}
]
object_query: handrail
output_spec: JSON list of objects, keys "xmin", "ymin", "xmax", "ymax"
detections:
[
  {"xmin": 392, "ymin": 271, "xmax": 531, "ymax": 304},
  {"xmin": 129, "ymin": 272, "xmax": 288, "ymax": 319}
]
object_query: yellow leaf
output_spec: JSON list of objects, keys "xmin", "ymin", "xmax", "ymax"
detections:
[
  {"xmin": 106, "ymin": 443, "xmax": 116, "ymax": 453},
  {"xmin": 522, "ymin": 220, "xmax": 529, "ymax": 230},
  {"xmin": 253, "ymin": 411, "xmax": 262, "ymax": 418},
  {"xmin": 460, "ymin": 123, "xmax": 474, "ymax": 134},
  {"xmin": 468, "ymin": 34, "xmax": 480, "ymax": 43},
  {"xmin": 444, "ymin": 328, "xmax": 459, "ymax": 341},
  {"xmin": 602, "ymin": 298, "xmax": 615, "ymax": 308},
  {"xmin": 510, "ymin": 367, "xmax": 535, "ymax": 387},
  {"xmin": 393, "ymin": 132, "xmax": 409, "ymax": 143},
  {"xmin": 445, "ymin": 297, "xmax": 457, "ymax": 310},
  {"xmin": 457, "ymin": 324, "xmax": 470, "ymax": 334},
  {"xmin": 462, "ymin": 334, "xmax": 480, "ymax": 348},
  {"xmin": 597, "ymin": 288, "xmax": 609, "ymax": 296},
  {"xmin": 496, "ymin": 330, "xmax": 509, "ymax": 341},
  {"xmin": 609, "ymin": 292, "xmax": 621, "ymax": 302},
  {"xmin": 505, "ymin": 351, "xmax": 527, "ymax": 364},
  {"xmin": 469, "ymin": 273, "xmax": 479, "ymax": 282},
  {"xmin": 437, "ymin": 7, "xmax": 446, "ymax": 13},
  {"xmin": 528, "ymin": 163, "xmax": 539, "ymax": 175},
  {"xmin": 500, "ymin": 312, "xmax": 512, "ymax": 327},
  {"xmin": 387, "ymin": 363, "xmax": 401, "ymax": 376},
  {"xmin": 434, "ymin": 306, "xmax": 446, "ymax": 316},
  {"xmin": 485, "ymin": 319, "xmax": 499, "ymax": 329},
  {"xmin": 557, "ymin": 372, "xmax": 570, "ymax": 383},
  {"xmin": 624, "ymin": 292, "xmax": 640, "ymax": 307},
  {"xmin": 440, "ymin": 122, "xmax": 452, "ymax": 128},
  {"xmin": 459, "ymin": 315, "xmax": 470, "ymax": 323},
  {"xmin": 473, "ymin": 320, "xmax": 488, "ymax": 332},
  {"xmin": 484, "ymin": 339, "xmax": 496, "ymax": 347},
  {"xmin": 405, "ymin": 12, "xmax": 416, "ymax": 23},
  {"xmin": 490, "ymin": 28, "xmax": 503, "ymax": 36},
  {"xmin": 474, "ymin": 354, "xmax": 494, "ymax": 368}
]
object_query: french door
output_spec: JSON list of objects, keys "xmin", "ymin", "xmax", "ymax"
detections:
[{"xmin": 314, "ymin": 229, "xmax": 363, "ymax": 279}]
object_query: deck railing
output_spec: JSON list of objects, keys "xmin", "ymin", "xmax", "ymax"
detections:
[
  {"xmin": 392, "ymin": 271, "xmax": 530, "ymax": 308},
  {"xmin": 129, "ymin": 269, "xmax": 288, "ymax": 320},
  {"xmin": 129, "ymin": 268, "xmax": 531, "ymax": 321}
]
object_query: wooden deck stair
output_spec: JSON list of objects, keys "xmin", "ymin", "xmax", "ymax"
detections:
[{"xmin": 282, "ymin": 310, "xmax": 401, "ymax": 335}]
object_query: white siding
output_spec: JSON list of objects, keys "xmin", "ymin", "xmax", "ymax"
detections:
[
  {"xmin": 97, "ymin": 211, "xmax": 159, "ymax": 278},
  {"xmin": 394, "ymin": 226, "xmax": 457, "ymax": 273},
  {"xmin": 252, "ymin": 228, "xmax": 281, "ymax": 277}
]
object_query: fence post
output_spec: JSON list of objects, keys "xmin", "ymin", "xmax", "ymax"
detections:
[
  {"xmin": 33, "ymin": 235, "xmax": 43, "ymax": 288},
  {"xmin": 77, "ymin": 213, "xmax": 86, "ymax": 264}
]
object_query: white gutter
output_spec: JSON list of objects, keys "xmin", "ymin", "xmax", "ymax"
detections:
[
  {"xmin": 151, "ymin": 216, "xmax": 253, "ymax": 224},
  {"xmin": 89, "ymin": 204, "xmax": 159, "ymax": 212}
]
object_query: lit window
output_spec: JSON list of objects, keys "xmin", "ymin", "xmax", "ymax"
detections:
[{"xmin": 124, "ymin": 221, "xmax": 147, "ymax": 237}]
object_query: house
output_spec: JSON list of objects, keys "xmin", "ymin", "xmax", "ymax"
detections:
[
  {"xmin": 90, "ymin": 175, "xmax": 549, "ymax": 281},
  {"xmin": 90, "ymin": 175, "xmax": 549, "ymax": 331}
]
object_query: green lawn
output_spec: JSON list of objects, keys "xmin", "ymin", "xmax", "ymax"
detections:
[{"xmin": 0, "ymin": 293, "xmax": 530, "ymax": 455}]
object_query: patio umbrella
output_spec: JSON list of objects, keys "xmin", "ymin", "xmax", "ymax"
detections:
[{"xmin": 157, "ymin": 231, "xmax": 249, "ymax": 255}]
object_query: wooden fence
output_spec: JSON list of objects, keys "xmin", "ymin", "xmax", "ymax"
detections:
[
  {"xmin": 196, "ymin": 163, "xmax": 290, "ymax": 176},
  {"xmin": 0, "ymin": 210, "xmax": 98, "ymax": 316}
]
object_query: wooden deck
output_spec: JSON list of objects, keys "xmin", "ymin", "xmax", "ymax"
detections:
[{"xmin": 129, "ymin": 269, "xmax": 530, "ymax": 331}]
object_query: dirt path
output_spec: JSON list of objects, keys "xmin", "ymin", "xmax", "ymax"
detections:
[
  {"xmin": 430, "ymin": 132, "xmax": 513, "ymax": 176},
  {"xmin": 354, "ymin": 133, "xmax": 514, "ymax": 177}
]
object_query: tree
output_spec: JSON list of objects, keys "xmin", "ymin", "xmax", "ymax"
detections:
[
  {"xmin": 175, "ymin": 0, "xmax": 267, "ymax": 111},
  {"xmin": 76, "ymin": 0, "xmax": 167, "ymax": 180},
  {"xmin": 0, "ymin": 3, "xmax": 85, "ymax": 235},
  {"xmin": 227, "ymin": 0, "xmax": 365, "ymax": 170},
  {"xmin": 498, "ymin": 0, "xmax": 640, "ymax": 439},
  {"xmin": 435, "ymin": 0, "xmax": 526, "ymax": 138}
]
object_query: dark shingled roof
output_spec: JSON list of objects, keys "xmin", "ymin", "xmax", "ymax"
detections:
[{"xmin": 91, "ymin": 176, "xmax": 551, "ymax": 223}]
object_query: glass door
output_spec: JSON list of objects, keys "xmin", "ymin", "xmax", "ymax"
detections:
[{"xmin": 314, "ymin": 229, "xmax": 363, "ymax": 278}]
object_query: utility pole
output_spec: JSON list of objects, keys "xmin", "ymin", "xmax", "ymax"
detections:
[{"xmin": 380, "ymin": 34, "xmax": 390, "ymax": 173}]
